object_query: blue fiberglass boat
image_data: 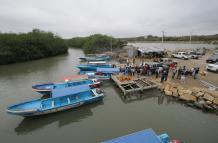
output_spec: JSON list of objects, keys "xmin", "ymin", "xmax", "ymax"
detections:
[
  {"xmin": 102, "ymin": 128, "xmax": 170, "ymax": 143},
  {"xmin": 32, "ymin": 79, "xmax": 100, "ymax": 95},
  {"xmin": 79, "ymin": 55, "xmax": 111, "ymax": 61},
  {"xmin": 80, "ymin": 67, "xmax": 120, "ymax": 80},
  {"xmin": 76, "ymin": 61, "xmax": 112, "ymax": 71},
  {"xmin": 7, "ymin": 85, "xmax": 104, "ymax": 117}
]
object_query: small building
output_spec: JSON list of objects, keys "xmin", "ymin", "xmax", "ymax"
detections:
[
  {"xmin": 127, "ymin": 44, "xmax": 165, "ymax": 58},
  {"xmin": 126, "ymin": 45, "xmax": 138, "ymax": 58}
]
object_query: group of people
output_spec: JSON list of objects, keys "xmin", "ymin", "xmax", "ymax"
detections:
[
  {"xmin": 156, "ymin": 64, "xmax": 200, "ymax": 83},
  {"xmin": 155, "ymin": 65, "xmax": 170, "ymax": 82},
  {"xmin": 122, "ymin": 59, "xmax": 200, "ymax": 84},
  {"xmin": 173, "ymin": 66, "xmax": 200, "ymax": 81},
  {"xmin": 122, "ymin": 65, "xmax": 152, "ymax": 77}
]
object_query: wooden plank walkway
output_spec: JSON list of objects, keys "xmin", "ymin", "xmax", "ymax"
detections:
[{"xmin": 111, "ymin": 75, "xmax": 158, "ymax": 95}]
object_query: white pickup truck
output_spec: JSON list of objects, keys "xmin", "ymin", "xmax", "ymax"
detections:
[
  {"xmin": 206, "ymin": 62, "xmax": 218, "ymax": 73},
  {"xmin": 171, "ymin": 52, "xmax": 190, "ymax": 60}
]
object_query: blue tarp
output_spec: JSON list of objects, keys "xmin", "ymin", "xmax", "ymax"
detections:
[
  {"xmin": 102, "ymin": 128, "xmax": 162, "ymax": 143},
  {"xmin": 52, "ymin": 84, "xmax": 90, "ymax": 98},
  {"xmin": 97, "ymin": 68, "xmax": 120, "ymax": 74}
]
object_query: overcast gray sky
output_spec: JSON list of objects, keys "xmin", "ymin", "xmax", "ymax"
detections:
[{"xmin": 0, "ymin": 0, "xmax": 218, "ymax": 38}]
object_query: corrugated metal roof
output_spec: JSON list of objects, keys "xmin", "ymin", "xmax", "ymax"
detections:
[
  {"xmin": 129, "ymin": 43, "xmax": 164, "ymax": 53},
  {"xmin": 102, "ymin": 128, "xmax": 162, "ymax": 143},
  {"xmin": 138, "ymin": 46, "xmax": 164, "ymax": 53}
]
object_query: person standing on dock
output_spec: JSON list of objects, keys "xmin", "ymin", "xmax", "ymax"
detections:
[
  {"xmin": 136, "ymin": 66, "xmax": 140, "ymax": 78},
  {"xmin": 161, "ymin": 70, "xmax": 166, "ymax": 83},
  {"xmin": 177, "ymin": 67, "xmax": 182, "ymax": 79},
  {"xmin": 155, "ymin": 68, "xmax": 159, "ymax": 78},
  {"xmin": 181, "ymin": 73, "xmax": 186, "ymax": 84},
  {"xmin": 124, "ymin": 66, "xmax": 129, "ymax": 76},
  {"xmin": 172, "ymin": 67, "xmax": 177, "ymax": 79},
  {"xmin": 147, "ymin": 65, "xmax": 151, "ymax": 76},
  {"xmin": 192, "ymin": 68, "xmax": 196, "ymax": 79},
  {"xmin": 131, "ymin": 66, "xmax": 135, "ymax": 76},
  {"xmin": 144, "ymin": 65, "xmax": 147, "ymax": 76},
  {"xmin": 164, "ymin": 66, "xmax": 169, "ymax": 81},
  {"xmin": 194, "ymin": 67, "xmax": 199, "ymax": 79}
]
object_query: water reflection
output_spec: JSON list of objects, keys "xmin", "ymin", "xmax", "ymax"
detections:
[
  {"xmin": 15, "ymin": 101, "xmax": 104, "ymax": 135},
  {"xmin": 0, "ymin": 53, "xmax": 69, "ymax": 78},
  {"xmin": 115, "ymin": 86, "xmax": 195, "ymax": 107},
  {"xmin": 157, "ymin": 94, "xmax": 164, "ymax": 105}
]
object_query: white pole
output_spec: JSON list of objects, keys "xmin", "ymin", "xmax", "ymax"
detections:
[
  {"xmin": 110, "ymin": 38, "xmax": 112, "ymax": 52},
  {"xmin": 190, "ymin": 32, "xmax": 193, "ymax": 44},
  {"xmin": 162, "ymin": 31, "xmax": 164, "ymax": 43},
  {"xmin": 162, "ymin": 30, "xmax": 165, "ymax": 48}
]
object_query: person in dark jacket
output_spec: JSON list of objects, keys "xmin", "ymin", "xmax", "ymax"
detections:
[
  {"xmin": 161, "ymin": 70, "xmax": 166, "ymax": 83},
  {"xmin": 177, "ymin": 67, "xmax": 182, "ymax": 79}
]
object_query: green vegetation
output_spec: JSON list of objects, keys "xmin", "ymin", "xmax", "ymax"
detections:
[
  {"xmin": 66, "ymin": 34, "xmax": 125, "ymax": 54},
  {"xmin": 121, "ymin": 34, "xmax": 218, "ymax": 44},
  {"xmin": 0, "ymin": 29, "xmax": 68, "ymax": 65}
]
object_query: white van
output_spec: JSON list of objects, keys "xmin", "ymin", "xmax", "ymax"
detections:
[{"xmin": 172, "ymin": 52, "xmax": 190, "ymax": 60}]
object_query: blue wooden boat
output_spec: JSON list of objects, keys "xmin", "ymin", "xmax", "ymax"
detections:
[
  {"xmin": 7, "ymin": 85, "xmax": 104, "ymax": 117},
  {"xmin": 80, "ymin": 67, "xmax": 120, "ymax": 80},
  {"xmin": 96, "ymin": 67, "xmax": 120, "ymax": 74},
  {"xmin": 79, "ymin": 55, "xmax": 111, "ymax": 61},
  {"xmin": 80, "ymin": 71, "xmax": 111, "ymax": 80},
  {"xmin": 32, "ymin": 79, "xmax": 100, "ymax": 95},
  {"xmin": 76, "ymin": 61, "xmax": 112, "ymax": 71}
]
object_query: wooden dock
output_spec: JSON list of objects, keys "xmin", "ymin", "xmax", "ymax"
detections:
[{"xmin": 111, "ymin": 75, "xmax": 158, "ymax": 95}]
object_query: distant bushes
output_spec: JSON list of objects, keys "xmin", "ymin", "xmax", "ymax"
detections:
[
  {"xmin": 0, "ymin": 29, "xmax": 68, "ymax": 65},
  {"xmin": 121, "ymin": 34, "xmax": 218, "ymax": 43},
  {"xmin": 66, "ymin": 34, "xmax": 125, "ymax": 54}
]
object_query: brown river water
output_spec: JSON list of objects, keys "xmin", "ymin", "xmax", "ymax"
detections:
[{"xmin": 0, "ymin": 47, "xmax": 218, "ymax": 143}]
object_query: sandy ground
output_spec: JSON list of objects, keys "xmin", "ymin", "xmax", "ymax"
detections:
[{"xmin": 123, "ymin": 51, "xmax": 218, "ymax": 89}]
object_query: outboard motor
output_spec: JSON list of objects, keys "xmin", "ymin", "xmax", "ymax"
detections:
[{"xmin": 96, "ymin": 88, "xmax": 104, "ymax": 94}]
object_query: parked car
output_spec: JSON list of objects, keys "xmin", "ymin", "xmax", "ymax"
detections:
[
  {"xmin": 171, "ymin": 52, "xmax": 190, "ymax": 60},
  {"xmin": 213, "ymin": 50, "xmax": 218, "ymax": 55},
  {"xmin": 196, "ymin": 48, "xmax": 206, "ymax": 55},
  {"xmin": 206, "ymin": 55, "xmax": 218, "ymax": 63},
  {"xmin": 206, "ymin": 62, "xmax": 218, "ymax": 73},
  {"xmin": 141, "ymin": 62, "xmax": 163, "ymax": 74},
  {"xmin": 188, "ymin": 51, "xmax": 199, "ymax": 59},
  {"xmin": 158, "ymin": 58, "xmax": 178, "ymax": 66}
]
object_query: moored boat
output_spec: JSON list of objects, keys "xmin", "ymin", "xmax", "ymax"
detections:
[
  {"xmin": 79, "ymin": 55, "xmax": 111, "ymax": 61},
  {"xmin": 102, "ymin": 128, "xmax": 170, "ymax": 143},
  {"xmin": 76, "ymin": 61, "xmax": 112, "ymax": 71},
  {"xmin": 102, "ymin": 128, "xmax": 185, "ymax": 143},
  {"xmin": 7, "ymin": 85, "xmax": 104, "ymax": 117},
  {"xmin": 80, "ymin": 71, "xmax": 111, "ymax": 80},
  {"xmin": 80, "ymin": 67, "xmax": 120, "ymax": 80},
  {"xmin": 32, "ymin": 79, "xmax": 100, "ymax": 95}
]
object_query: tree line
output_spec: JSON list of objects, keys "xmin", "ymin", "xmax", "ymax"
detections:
[
  {"xmin": 66, "ymin": 34, "xmax": 125, "ymax": 54},
  {"xmin": 121, "ymin": 34, "xmax": 218, "ymax": 44},
  {"xmin": 0, "ymin": 29, "xmax": 68, "ymax": 65}
]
